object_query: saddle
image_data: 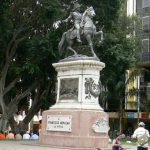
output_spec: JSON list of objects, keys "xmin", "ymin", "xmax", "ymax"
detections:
[{"xmin": 67, "ymin": 28, "xmax": 83, "ymax": 40}]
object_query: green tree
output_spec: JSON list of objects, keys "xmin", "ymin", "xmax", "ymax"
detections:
[
  {"xmin": 96, "ymin": 1, "xmax": 138, "ymax": 109},
  {"xmin": 0, "ymin": 0, "xmax": 138, "ymax": 133},
  {"xmin": 97, "ymin": 2, "xmax": 140, "ymax": 132},
  {"xmin": 0, "ymin": 0, "xmax": 62, "ymax": 132}
]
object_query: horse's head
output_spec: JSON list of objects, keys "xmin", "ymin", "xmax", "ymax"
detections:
[{"xmin": 86, "ymin": 6, "xmax": 96, "ymax": 18}]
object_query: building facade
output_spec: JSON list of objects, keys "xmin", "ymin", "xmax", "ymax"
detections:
[{"xmin": 126, "ymin": 0, "xmax": 150, "ymax": 133}]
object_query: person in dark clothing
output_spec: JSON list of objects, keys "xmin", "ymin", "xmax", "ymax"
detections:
[{"xmin": 112, "ymin": 132, "xmax": 122, "ymax": 150}]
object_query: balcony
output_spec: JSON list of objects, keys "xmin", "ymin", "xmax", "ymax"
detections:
[{"xmin": 138, "ymin": 51, "xmax": 150, "ymax": 67}]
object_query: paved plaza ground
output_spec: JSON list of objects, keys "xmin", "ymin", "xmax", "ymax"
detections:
[{"xmin": 0, "ymin": 140, "xmax": 139, "ymax": 150}]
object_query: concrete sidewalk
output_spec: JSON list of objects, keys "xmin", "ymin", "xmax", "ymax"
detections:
[
  {"xmin": 0, "ymin": 140, "xmax": 137, "ymax": 150},
  {"xmin": 0, "ymin": 140, "xmax": 68, "ymax": 150}
]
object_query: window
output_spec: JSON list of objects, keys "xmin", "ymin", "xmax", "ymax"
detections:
[
  {"xmin": 147, "ymin": 84, "xmax": 150, "ymax": 99},
  {"xmin": 142, "ymin": 39, "xmax": 149, "ymax": 52},
  {"xmin": 140, "ymin": 74, "xmax": 145, "ymax": 82},
  {"xmin": 142, "ymin": 16, "xmax": 150, "ymax": 31},
  {"xmin": 142, "ymin": 0, "xmax": 150, "ymax": 8},
  {"xmin": 137, "ymin": 0, "xmax": 142, "ymax": 9}
]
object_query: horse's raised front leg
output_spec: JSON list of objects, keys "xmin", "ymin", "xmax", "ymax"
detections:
[
  {"xmin": 86, "ymin": 34, "xmax": 97, "ymax": 58},
  {"xmin": 95, "ymin": 30, "xmax": 103, "ymax": 36},
  {"xmin": 94, "ymin": 30, "xmax": 103, "ymax": 43}
]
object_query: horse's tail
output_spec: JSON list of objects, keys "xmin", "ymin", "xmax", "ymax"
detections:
[{"xmin": 58, "ymin": 32, "xmax": 67, "ymax": 55}]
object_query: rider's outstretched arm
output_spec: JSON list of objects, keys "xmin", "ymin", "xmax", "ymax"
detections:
[{"xmin": 63, "ymin": 12, "xmax": 72, "ymax": 23}]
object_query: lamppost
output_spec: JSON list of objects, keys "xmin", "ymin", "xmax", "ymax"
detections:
[
  {"xmin": 28, "ymin": 93, "xmax": 32, "ymax": 131},
  {"xmin": 137, "ymin": 75, "xmax": 140, "ymax": 124}
]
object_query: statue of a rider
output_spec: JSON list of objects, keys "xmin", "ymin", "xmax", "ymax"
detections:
[
  {"xmin": 58, "ymin": 2, "xmax": 104, "ymax": 59},
  {"xmin": 63, "ymin": 1, "xmax": 82, "ymax": 43}
]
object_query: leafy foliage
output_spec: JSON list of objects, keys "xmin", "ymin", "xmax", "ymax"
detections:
[
  {"xmin": 96, "ymin": 2, "xmax": 139, "ymax": 111},
  {"xmin": 0, "ymin": 0, "xmax": 139, "ymax": 132},
  {"xmin": 0, "ymin": 0, "xmax": 63, "ymax": 132}
]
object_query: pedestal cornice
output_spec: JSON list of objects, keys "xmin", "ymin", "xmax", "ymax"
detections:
[{"xmin": 53, "ymin": 59, "xmax": 105, "ymax": 71}]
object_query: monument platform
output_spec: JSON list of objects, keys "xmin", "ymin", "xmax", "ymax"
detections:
[{"xmin": 39, "ymin": 58, "xmax": 109, "ymax": 149}]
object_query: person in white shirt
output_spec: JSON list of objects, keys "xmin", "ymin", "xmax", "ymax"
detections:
[
  {"xmin": 23, "ymin": 131, "xmax": 30, "ymax": 140},
  {"xmin": 132, "ymin": 122, "xmax": 150, "ymax": 150},
  {"xmin": 30, "ymin": 131, "xmax": 39, "ymax": 140}
]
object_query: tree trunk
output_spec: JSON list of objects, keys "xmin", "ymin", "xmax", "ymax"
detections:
[
  {"xmin": 9, "ymin": 100, "xmax": 42, "ymax": 133},
  {"xmin": 0, "ymin": 115, "xmax": 9, "ymax": 131},
  {"xmin": 9, "ymin": 116, "xmax": 19, "ymax": 133},
  {"xmin": 9, "ymin": 116, "xmax": 28, "ymax": 134},
  {"xmin": 0, "ymin": 88, "xmax": 9, "ymax": 131}
]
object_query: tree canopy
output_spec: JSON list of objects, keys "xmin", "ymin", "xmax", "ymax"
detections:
[
  {"xmin": 0, "ymin": 0, "xmax": 63, "ymax": 132},
  {"xmin": 0, "ymin": 0, "xmax": 138, "ymax": 132},
  {"xmin": 97, "ymin": 1, "xmax": 139, "ymax": 111}
]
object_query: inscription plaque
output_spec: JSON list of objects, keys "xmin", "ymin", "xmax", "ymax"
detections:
[{"xmin": 46, "ymin": 115, "xmax": 72, "ymax": 132}]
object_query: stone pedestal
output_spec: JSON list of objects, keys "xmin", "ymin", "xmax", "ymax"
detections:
[{"xmin": 39, "ymin": 58, "xmax": 110, "ymax": 149}]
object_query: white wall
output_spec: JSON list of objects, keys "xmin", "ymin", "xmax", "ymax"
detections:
[{"xmin": 127, "ymin": 0, "xmax": 136, "ymax": 16}]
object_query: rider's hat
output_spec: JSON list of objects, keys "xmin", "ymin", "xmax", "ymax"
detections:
[{"xmin": 73, "ymin": 2, "xmax": 81, "ymax": 10}]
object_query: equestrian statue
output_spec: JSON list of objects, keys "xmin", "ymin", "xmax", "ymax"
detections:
[{"xmin": 58, "ymin": 2, "xmax": 103, "ymax": 58}]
